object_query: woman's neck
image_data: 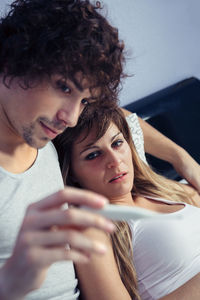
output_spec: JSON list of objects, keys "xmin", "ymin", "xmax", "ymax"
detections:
[{"xmin": 109, "ymin": 192, "xmax": 135, "ymax": 206}]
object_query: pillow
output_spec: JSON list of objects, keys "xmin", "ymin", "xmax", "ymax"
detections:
[{"xmin": 126, "ymin": 113, "xmax": 147, "ymax": 164}]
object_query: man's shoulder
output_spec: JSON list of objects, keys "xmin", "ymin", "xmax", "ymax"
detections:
[
  {"xmin": 37, "ymin": 141, "xmax": 60, "ymax": 166},
  {"xmin": 41, "ymin": 141, "xmax": 58, "ymax": 157}
]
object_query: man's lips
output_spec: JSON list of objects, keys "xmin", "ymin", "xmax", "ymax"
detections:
[
  {"xmin": 40, "ymin": 121, "xmax": 62, "ymax": 139},
  {"xmin": 109, "ymin": 172, "xmax": 127, "ymax": 183}
]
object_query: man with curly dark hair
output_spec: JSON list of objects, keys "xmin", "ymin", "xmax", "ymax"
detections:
[{"xmin": 0, "ymin": 0, "xmax": 124, "ymax": 299}]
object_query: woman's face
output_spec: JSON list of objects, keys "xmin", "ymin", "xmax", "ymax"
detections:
[{"xmin": 71, "ymin": 122, "xmax": 134, "ymax": 199}]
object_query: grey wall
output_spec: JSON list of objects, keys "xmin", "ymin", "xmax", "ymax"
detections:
[
  {"xmin": 103, "ymin": 0, "xmax": 200, "ymax": 105},
  {"xmin": 0, "ymin": 0, "xmax": 11, "ymax": 15}
]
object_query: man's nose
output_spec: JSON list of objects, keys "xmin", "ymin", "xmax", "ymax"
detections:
[
  {"xmin": 56, "ymin": 101, "xmax": 81, "ymax": 128},
  {"xmin": 107, "ymin": 151, "xmax": 121, "ymax": 169}
]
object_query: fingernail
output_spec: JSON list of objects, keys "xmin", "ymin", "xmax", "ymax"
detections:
[
  {"xmin": 78, "ymin": 256, "xmax": 90, "ymax": 264},
  {"xmin": 95, "ymin": 242, "xmax": 107, "ymax": 254},
  {"xmin": 106, "ymin": 221, "xmax": 116, "ymax": 232},
  {"xmin": 96, "ymin": 196, "xmax": 108, "ymax": 205}
]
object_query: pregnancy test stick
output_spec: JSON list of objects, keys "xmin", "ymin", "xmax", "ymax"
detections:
[{"xmin": 81, "ymin": 204, "xmax": 182, "ymax": 221}]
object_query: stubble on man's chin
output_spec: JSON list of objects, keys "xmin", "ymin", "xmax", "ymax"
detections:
[{"xmin": 22, "ymin": 124, "xmax": 49, "ymax": 149}]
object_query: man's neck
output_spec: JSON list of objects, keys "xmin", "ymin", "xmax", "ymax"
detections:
[
  {"xmin": 0, "ymin": 92, "xmax": 38, "ymax": 173},
  {"xmin": 0, "ymin": 142, "xmax": 38, "ymax": 174},
  {"xmin": 0, "ymin": 120, "xmax": 38, "ymax": 174}
]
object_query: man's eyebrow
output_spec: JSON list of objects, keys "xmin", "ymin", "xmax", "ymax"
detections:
[
  {"xmin": 67, "ymin": 77, "xmax": 99, "ymax": 102},
  {"xmin": 79, "ymin": 131, "xmax": 121, "ymax": 155},
  {"xmin": 69, "ymin": 80, "xmax": 97, "ymax": 102},
  {"xmin": 70, "ymin": 76, "xmax": 94, "ymax": 93},
  {"xmin": 71, "ymin": 77, "xmax": 83, "ymax": 92},
  {"xmin": 70, "ymin": 78, "xmax": 99, "ymax": 101},
  {"xmin": 86, "ymin": 97, "xmax": 98, "ymax": 103}
]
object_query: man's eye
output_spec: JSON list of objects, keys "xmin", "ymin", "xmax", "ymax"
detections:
[
  {"xmin": 56, "ymin": 81, "xmax": 71, "ymax": 93},
  {"xmin": 112, "ymin": 139, "xmax": 123, "ymax": 148},
  {"xmin": 61, "ymin": 84, "xmax": 71, "ymax": 93},
  {"xmin": 81, "ymin": 98, "xmax": 89, "ymax": 106},
  {"xmin": 85, "ymin": 151, "xmax": 100, "ymax": 160}
]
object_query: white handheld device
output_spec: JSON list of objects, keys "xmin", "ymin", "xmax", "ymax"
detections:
[{"xmin": 82, "ymin": 204, "xmax": 181, "ymax": 221}]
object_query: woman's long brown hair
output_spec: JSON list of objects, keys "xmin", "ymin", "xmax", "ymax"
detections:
[{"xmin": 54, "ymin": 106, "xmax": 195, "ymax": 300}]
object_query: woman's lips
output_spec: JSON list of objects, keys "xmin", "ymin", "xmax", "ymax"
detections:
[{"xmin": 109, "ymin": 172, "xmax": 127, "ymax": 183}]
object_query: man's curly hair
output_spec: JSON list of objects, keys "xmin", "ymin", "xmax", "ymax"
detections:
[{"xmin": 0, "ymin": 0, "xmax": 126, "ymax": 104}]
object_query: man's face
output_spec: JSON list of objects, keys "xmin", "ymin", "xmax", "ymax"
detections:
[{"xmin": 0, "ymin": 74, "xmax": 96, "ymax": 149}]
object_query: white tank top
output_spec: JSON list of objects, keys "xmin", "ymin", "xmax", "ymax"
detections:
[{"xmin": 129, "ymin": 196, "xmax": 200, "ymax": 299}]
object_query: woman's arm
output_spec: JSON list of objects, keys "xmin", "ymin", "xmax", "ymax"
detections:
[
  {"xmin": 75, "ymin": 228, "xmax": 131, "ymax": 300},
  {"xmin": 121, "ymin": 108, "xmax": 200, "ymax": 192},
  {"xmin": 159, "ymin": 273, "xmax": 200, "ymax": 300}
]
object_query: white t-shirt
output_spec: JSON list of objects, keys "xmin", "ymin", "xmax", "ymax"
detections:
[
  {"xmin": 129, "ymin": 196, "xmax": 200, "ymax": 300},
  {"xmin": 0, "ymin": 142, "xmax": 79, "ymax": 300}
]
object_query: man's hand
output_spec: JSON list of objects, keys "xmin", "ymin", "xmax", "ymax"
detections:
[{"xmin": 0, "ymin": 187, "xmax": 115, "ymax": 300}]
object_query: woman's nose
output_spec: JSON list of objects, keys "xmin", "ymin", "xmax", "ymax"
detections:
[{"xmin": 107, "ymin": 152, "xmax": 121, "ymax": 169}]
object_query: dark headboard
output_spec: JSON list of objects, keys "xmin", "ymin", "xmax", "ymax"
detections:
[{"xmin": 123, "ymin": 77, "xmax": 200, "ymax": 180}]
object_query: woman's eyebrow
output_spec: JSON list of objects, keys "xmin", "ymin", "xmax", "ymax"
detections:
[
  {"xmin": 79, "ymin": 131, "xmax": 121, "ymax": 155},
  {"xmin": 111, "ymin": 132, "xmax": 121, "ymax": 142},
  {"xmin": 79, "ymin": 145, "xmax": 99, "ymax": 155}
]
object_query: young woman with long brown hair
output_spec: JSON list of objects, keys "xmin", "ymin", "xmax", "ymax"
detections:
[{"xmin": 54, "ymin": 106, "xmax": 200, "ymax": 300}]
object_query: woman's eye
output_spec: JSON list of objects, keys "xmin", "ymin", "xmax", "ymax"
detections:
[
  {"xmin": 85, "ymin": 151, "xmax": 100, "ymax": 160},
  {"xmin": 112, "ymin": 139, "xmax": 123, "ymax": 148},
  {"xmin": 81, "ymin": 98, "xmax": 89, "ymax": 106}
]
